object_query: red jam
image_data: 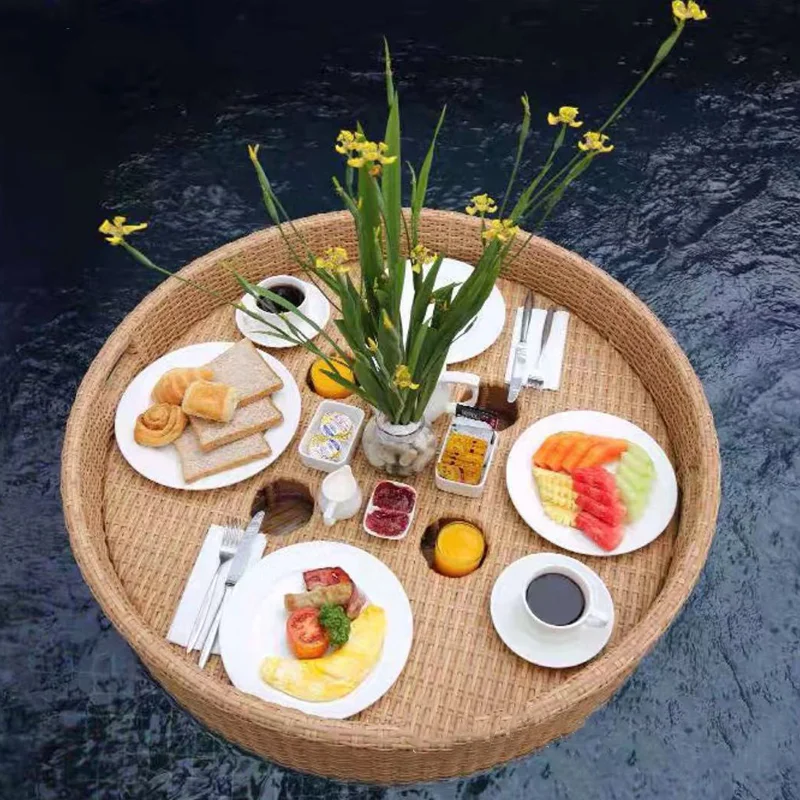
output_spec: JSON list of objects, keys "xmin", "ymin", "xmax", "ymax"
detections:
[
  {"xmin": 372, "ymin": 481, "xmax": 415, "ymax": 513},
  {"xmin": 365, "ymin": 508, "xmax": 410, "ymax": 538}
]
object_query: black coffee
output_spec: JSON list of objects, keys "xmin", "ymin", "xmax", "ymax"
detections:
[
  {"xmin": 525, "ymin": 573, "xmax": 585, "ymax": 626},
  {"xmin": 256, "ymin": 283, "xmax": 305, "ymax": 313}
]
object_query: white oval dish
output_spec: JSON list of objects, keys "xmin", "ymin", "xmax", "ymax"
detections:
[{"xmin": 505, "ymin": 410, "xmax": 678, "ymax": 556}]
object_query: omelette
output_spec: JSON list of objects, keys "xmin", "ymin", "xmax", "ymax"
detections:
[{"xmin": 259, "ymin": 605, "xmax": 386, "ymax": 701}]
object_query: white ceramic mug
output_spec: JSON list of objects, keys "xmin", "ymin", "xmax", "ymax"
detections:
[
  {"xmin": 521, "ymin": 564, "xmax": 610, "ymax": 632},
  {"xmin": 424, "ymin": 370, "xmax": 480, "ymax": 424},
  {"xmin": 254, "ymin": 274, "xmax": 312, "ymax": 324},
  {"xmin": 318, "ymin": 465, "xmax": 362, "ymax": 527}
]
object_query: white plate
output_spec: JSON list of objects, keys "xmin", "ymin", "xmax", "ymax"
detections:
[
  {"xmin": 114, "ymin": 341, "xmax": 302, "ymax": 491},
  {"xmin": 399, "ymin": 257, "xmax": 506, "ymax": 365},
  {"xmin": 506, "ymin": 410, "xmax": 678, "ymax": 556},
  {"xmin": 491, "ymin": 552, "xmax": 614, "ymax": 669},
  {"xmin": 220, "ymin": 541, "xmax": 413, "ymax": 719},
  {"xmin": 235, "ymin": 279, "xmax": 331, "ymax": 349}
]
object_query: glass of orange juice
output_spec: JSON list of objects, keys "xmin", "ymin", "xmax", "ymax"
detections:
[{"xmin": 434, "ymin": 521, "xmax": 485, "ymax": 577}]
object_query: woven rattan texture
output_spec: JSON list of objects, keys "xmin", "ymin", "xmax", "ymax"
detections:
[{"xmin": 62, "ymin": 210, "xmax": 720, "ymax": 782}]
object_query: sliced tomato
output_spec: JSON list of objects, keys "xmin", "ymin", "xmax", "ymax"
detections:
[
  {"xmin": 303, "ymin": 566, "xmax": 352, "ymax": 591},
  {"xmin": 286, "ymin": 608, "xmax": 329, "ymax": 659}
]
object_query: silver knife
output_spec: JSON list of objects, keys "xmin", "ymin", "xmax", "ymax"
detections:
[
  {"xmin": 197, "ymin": 510, "xmax": 264, "ymax": 669},
  {"xmin": 508, "ymin": 291, "xmax": 535, "ymax": 402},
  {"xmin": 528, "ymin": 307, "xmax": 555, "ymax": 386}
]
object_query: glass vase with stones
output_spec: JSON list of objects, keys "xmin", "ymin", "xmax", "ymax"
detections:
[{"xmin": 361, "ymin": 410, "xmax": 437, "ymax": 477}]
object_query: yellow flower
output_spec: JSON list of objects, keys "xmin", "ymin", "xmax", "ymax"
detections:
[
  {"xmin": 465, "ymin": 193, "xmax": 498, "ymax": 216},
  {"xmin": 98, "ymin": 216, "xmax": 148, "ymax": 246},
  {"xmin": 315, "ymin": 246, "xmax": 350, "ymax": 274},
  {"xmin": 410, "ymin": 243, "xmax": 436, "ymax": 274},
  {"xmin": 393, "ymin": 364, "xmax": 419, "ymax": 390},
  {"xmin": 672, "ymin": 0, "xmax": 708, "ymax": 21},
  {"xmin": 481, "ymin": 218, "xmax": 520, "ymax": 244},
  {"xmin": 338, "ymin": 131, "xmax": 397, "ymax": 170},
  {"xmin": 366, "ymin": 337, "xmax": 378, "ymax": 352},
  {"xmin": 547, "ymin": 106, "xmax": 583, "ymax": 128},
  {"xmin": 247, "ymin": 143, "xmax": 260, "ymax": 162},
  {"xmin": 578, "ymin": 131, "xmax": 614, "ymax": 153},
  {"xmin": 335, "ymin": 130, "xmax": 357, "ymax": 154}
]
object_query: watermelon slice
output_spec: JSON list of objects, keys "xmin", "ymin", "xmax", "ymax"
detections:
[
  {"xmin": 573, "ymin": 466, "xmax": 617, "ymax": 492},
  {"xmin": 575, "ymin": 511, "xmax": 623, "ymax": 551},
  {"xmin": 576, "ymin": 494, "xmax": 626, "ymax": 526}
]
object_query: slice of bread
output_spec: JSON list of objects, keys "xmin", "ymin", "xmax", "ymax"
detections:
[
  {"xmin": 174, "ymin": 427, "xmax": 271, "ymax": 483},
  {"xmin": 204, "ymin": 339, "xmax": 283, "ymax": 406},
  {"xmin": 189, "ymin": 396, "xmax": 283, "ymax": 452}
]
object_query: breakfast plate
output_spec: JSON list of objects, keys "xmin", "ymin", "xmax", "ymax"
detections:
[
  {"xmin": 235, "ymin": 278, "xmax": 331, "ymax": 349},
  {"xmin": 399, "ymin": 257, "xmax": 506, "ymax": 364},
  {"xmin": 220, "ymin": 541, "xmax": 414, "ymax": 720},
  {"xmin": 114, "ymin": 341, "xmax": 301, "ymax": 490},
  {"xmin": 506, "ymin": 410, "xmax": 678, "ymax": 556},
  {"xmin": 491, "ymin": 552, "xmax": 615, "ymax": 668}
]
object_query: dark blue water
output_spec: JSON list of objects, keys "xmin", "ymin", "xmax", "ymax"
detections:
[{"xmin": 2, "ymin": 1, "xmax": 799, "ymax": 797}]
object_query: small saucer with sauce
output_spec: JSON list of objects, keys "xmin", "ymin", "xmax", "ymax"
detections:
[{"xmin": 490, "ymin": 552, "xmax": 615, "ymax": 668}]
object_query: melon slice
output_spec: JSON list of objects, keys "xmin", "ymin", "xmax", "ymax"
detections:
[{"xmin": 615, "ymin": 443, "xmax": 655, "ymax": 522}]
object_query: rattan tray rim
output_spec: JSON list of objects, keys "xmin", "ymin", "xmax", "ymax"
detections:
[{"xmin": 62, "ymin": 209, "xmax": 720, "ymax": 768}]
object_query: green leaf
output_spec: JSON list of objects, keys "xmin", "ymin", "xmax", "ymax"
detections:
[{"xmin": 411, "ymin": 105, "xmax": 446, "ymax": 239}]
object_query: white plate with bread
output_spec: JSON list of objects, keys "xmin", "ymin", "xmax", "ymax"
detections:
[{"xmin": 115, "ymin": 339, "xmax": 301, "ymax": 490}]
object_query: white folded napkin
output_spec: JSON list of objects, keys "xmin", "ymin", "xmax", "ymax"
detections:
[
  {"xmin": 167, "ymin": 524, "xmax": 266, "ymax": 655},
  {"xmin": 504, "ymin": 308, "xmax": 570, "ymax": 391}
]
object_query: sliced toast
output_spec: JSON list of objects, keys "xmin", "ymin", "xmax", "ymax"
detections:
[
  {"xmin": 189, "ymin": 395, "xmax": 283, "ymax": 452},
  {"xmin": 204, "ymin": 339, "xmax": 283, "ymax": 406},
  {"xmin": 175, "ymin": 427, "xmax": 271, "ymax": 483}
]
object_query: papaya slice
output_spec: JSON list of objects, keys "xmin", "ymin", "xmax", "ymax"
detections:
[
  {"xmin": 546, "ymin": 433, "xmax": 585, "ymax": 472},
  {"xmin": 533, "ymin": 433, "xmax": 569, "ymax": 468},
  {"xmin": 560, "ymin": 435, "xmax": 599, "ymax": 473},
  {"xmin": 576, "ymin": 438, "xmax": 628, "ymax": 469}
]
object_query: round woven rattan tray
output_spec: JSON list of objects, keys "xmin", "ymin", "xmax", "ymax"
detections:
[{"xmin": 62, "ymin": 210, "xmax": 720, "ymax": 783}]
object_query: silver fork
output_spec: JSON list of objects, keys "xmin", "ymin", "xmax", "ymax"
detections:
[{"xmin": 185, "ymin": 524, "xmax": 242, "ymax": 653}]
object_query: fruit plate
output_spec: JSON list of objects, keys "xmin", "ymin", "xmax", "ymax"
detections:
[
  {"xmin": 506, "ymin": 410, "xmax": 678, "ymax": 556},
  {"xmin": 220, "ymin": 541, "xmax": 414, "ymax": 720}
]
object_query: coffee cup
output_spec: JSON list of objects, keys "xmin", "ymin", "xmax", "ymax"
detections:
[
  {"xmin": 253, "ymin": 275, "xmax": 312, "ymax": 324},
  {"xmin": 521, "ymin": 564, "xmax": 609, "ymax": 633}
]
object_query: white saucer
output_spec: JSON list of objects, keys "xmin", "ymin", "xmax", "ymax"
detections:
[
  {"xmin": 235, "ymin": 278, "xmax": 331, "ymax": 349},
  {"xmin": 490, "ymin": 552, "xmax": 615, "ymax": 669},
  {"xmin": 399, "ymin": 257, "xmax": 506, "ymax": 364}
]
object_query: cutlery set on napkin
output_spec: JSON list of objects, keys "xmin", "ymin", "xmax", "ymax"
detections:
[
  {"xmin": 168, "ymin": 511, "xmax": 266, "ymax": 668},
  {"xmin": 505, "ymin": 291, "xmax": 569, "ymax": 401}
]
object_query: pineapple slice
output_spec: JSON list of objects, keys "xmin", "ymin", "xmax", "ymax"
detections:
[
  {"xmin": 533, "ymin": 467, "xmax": 577, "ymax": 512},
  {"xmin": 543, "ymin": 502, "xmax": 577, "ymax": 527}
]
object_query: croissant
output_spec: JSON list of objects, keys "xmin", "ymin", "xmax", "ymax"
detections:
[
  {"xmin": 181, "ymin": 380, "xmax": 240, "ymax": 423},
  {"xmin": 152, "ymin": 367, "xmax": 214, "ymax": 405},
  {"xmin": 134, "ymin": 403, "xmax": 188, "ymax": 447}
]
